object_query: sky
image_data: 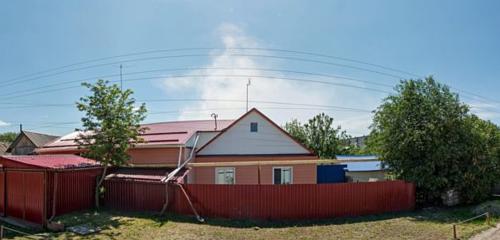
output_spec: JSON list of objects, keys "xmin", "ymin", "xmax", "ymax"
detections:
[{"xmin": 1, "ymin": 0, "xmax": 500, "ymax": 137}]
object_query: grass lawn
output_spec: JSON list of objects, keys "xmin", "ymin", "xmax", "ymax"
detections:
[{"xmin": 1, "ymin": 206, "xmax": 497, "ymax": 240}]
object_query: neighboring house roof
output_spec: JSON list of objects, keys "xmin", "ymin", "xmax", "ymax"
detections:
[
  {"xmin": 7, "ymin": 131, "xmax": 59, "ymax": 152},
  {"xmin": 0, "ymin": 155, "xmax": 99, "ymax": 169},
  {"xmin": 336, "ymin": 155, "xmax": 378, "ymax": 161},
  {"xmin": 336, "ymin": 155, "xmax": 384, "ymax": 172},
  {"xmin": 0, "ymin": 142, "xmax": 10, "ymax": 155},
  {"xmin": 37, "ymin": 120, "xmax": 234, "ymax": 153},
  {"xmin": 105, "ymin": 167, "xmax": 185, "ymax": 182},
  {"xmin": 345, "ymin": 161, "xmax": 384, "ymax": 172}
]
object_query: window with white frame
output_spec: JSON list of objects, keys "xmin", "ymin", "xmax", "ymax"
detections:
[
  {"xmin": 215, "ymin": 167, "xmax": 235, "ymax": 184},
  {"xmin": 273, "ymin": 167, "xmax": 293, "ymax": 184}
]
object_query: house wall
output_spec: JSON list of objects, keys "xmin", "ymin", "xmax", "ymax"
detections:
[
  {"xmin": 127, "ymin": 147, "xmax": 185, "ymax": 166},
  {"xmin": 189, "ymin": 155, "xmax": 317, "ymax": 184},
  {"xmin": 346, "ymin": 171, "xmax": 386, "ymax": 182},
  {"xmin": 11, "ymin": 135, "xmax": 36, "ymax": 155},
  {"xmin": 197, "ymin": 111, "xmax": 311, "ymax": 156}
]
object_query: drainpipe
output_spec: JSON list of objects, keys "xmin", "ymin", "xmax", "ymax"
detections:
[
  {"xmin": 49, "ymin": 172, "xmax": 58, "ymax": 222},
  {"xmin": 162, "ymin": 133, "xmax": 199, "ymax": 183},
  {"xmin": 160, "ymin": 133, "xmax": 200, "ymax": 216}
]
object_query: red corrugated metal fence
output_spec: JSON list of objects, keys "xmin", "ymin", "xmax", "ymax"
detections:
[
  {"xmin": 0, "ymin": 168, "xmax": 102, "ymax": 226},
  {"xmin": 104, "ymin": 180, "xmax": 170, "ymax": 212},
  {"xmin": 104, "ymin": 180, "xmax": 415, "ymax": 220}
]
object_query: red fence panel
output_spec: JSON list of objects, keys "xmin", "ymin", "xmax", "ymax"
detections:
[
  {"xmin": 172, "ymin": 181, "xmax": 415, "ymax": 220},
  {"xmin": 103, "ymin": 180, "xmax": 415, "ymax": 220},
  {"xmin": 52, "ymin": 169, "xmax": 102, "ymax": 216},
  {"xmin": 5, "ymin": 171, "xmax": 45, "ymax": 225},
  {"xmin": 0, "ymin": 171, "xmax": 4, "ymax": 216},
  {"xmin": 104, "ymin": 180, "xmax": 167, "ymax": 212}
]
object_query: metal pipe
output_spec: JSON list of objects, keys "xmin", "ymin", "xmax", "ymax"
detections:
[
  {"xmin": 49, "ymin": 172, "xmax": 58, "ymax": 222},
  {"xmin": 161, "ymin": 133, "xmax": 199, "ymax": 183},
  {"xmin": 175, "ymin": 183, "xmax": 204, "ymax": 223}
]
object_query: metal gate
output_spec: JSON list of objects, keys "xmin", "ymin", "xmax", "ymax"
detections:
[
  {"xmin": 317, "ymin": 164, "xmax": 347, "ymax": 183},
  {"xmin": 5, "ymin": 171, "xmax": 46, "ymax": 225}
]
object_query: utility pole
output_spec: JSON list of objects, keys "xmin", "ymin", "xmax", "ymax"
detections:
[
  {"xmin": 120, "ymin": 64, "xmax": 123, "ymax": 91},
  {"xmin": 211, "ymin": 113, "xmax": 218, "ymax": 130},
  {"xmin": 246, "ymin": 78, "xmax": 251, "ymax": 112}
]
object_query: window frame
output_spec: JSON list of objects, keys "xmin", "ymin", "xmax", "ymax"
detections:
[
  {"xmin": 215, "ymin": 167, "xmax": 236, "ymax": 184},
  {"xmin": 250, "ymin": 122, "xmax": 258, "ymax": 132},
  {"xmin": 272, "ymin": 166, "xmax": 293, "ymax": 185}
]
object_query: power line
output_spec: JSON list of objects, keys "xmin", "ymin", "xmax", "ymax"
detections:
[
  {"xmin": 0, "ymin": 52, "xmax": 409, "ymax": 90},
  {"xmin": 0, "ymin": 66, "xmax": 394, "ymax": 100},
  {"xmin": 2, "ymin": 47, "xmax": 419, "ymax": 85},
  {"xmin": 0, "ymin": 73, "xmax": 392, "ymax": 101},
  {"xmin": 1, "ymin": 47, "xmax": 498, "ymax": 108}
]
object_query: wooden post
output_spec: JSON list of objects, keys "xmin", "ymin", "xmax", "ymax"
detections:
[
  {"xmin": 486, "ymin": 212, "xmax": 491, "ymax": 226},
  {"xmin": 0, "ymin": 225, "xmax": 4, "ymax": 240},
  {"xmin": 453, "ymin": 224, "xmax": 457, "ymax": 240}
]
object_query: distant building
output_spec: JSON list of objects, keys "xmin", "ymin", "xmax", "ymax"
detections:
[
  {"xmin": 336, "ymin": 155, "xmax": 386, "ymax": 182},
  {"xmin": 7, "ymin": 131, "xmax": 59, "ymax": 155},
  {"xmin": 0, "ymin": 142, "xmax": 9, "ymax": 155},
  {"xmin": 348, "ymin": 136, "xmax": 368, "ymax": 148}
]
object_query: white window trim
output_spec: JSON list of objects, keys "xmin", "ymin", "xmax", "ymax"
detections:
[
  {"xmin": 272, "ymin": 166, "xmax": 293, "ymax": 185},
  {"xmin": 215, "ymin": 167, "xmax": 236, "ymax": 184}
]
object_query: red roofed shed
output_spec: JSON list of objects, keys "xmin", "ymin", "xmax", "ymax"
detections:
[{"xmin": 0, "ymin": 155, "xmax": 102, "ymax": 227}]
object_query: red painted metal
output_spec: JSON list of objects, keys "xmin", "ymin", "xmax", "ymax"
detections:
[
  {"xmin": 0, "ymin": 167, "xmax": 102, "ymax": 226},
  {"xmin": 104, "ymin": 180, "xmax": 169, "ymax": 212},
  {"xmin": 103, "ymin": 180, "xmax": 415, "ymax": 220},
  {"xmin": 5, "ymin": 171, "xmax": 45, "ymax": 224},
  {"xmin": 171, "ymin": 181, "xmax": 415, "ymax": 220},
  {"xmin": 0, "ymin": 155, "xmax": 98, "ymax": 169},
  {"xmin": 48, "ymin": 169, "xmax": 102, "ymax": 216}
]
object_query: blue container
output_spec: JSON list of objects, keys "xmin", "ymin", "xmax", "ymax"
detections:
[{"xmin": 317, "ymin": 164, "xmax": 347, "ymax": 183}]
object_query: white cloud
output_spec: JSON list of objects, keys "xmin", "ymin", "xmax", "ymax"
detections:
[
  {"xmin": 162, "ymin": 23, "xmax": 382, "ymax": 136},
  {"xmin": 0, "ymin": 120, "xmax": 11, "ymax": 127}
]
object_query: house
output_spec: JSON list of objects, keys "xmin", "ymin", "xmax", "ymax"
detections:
[
  {"xmin": 37, "ymin": 108, "xmax": 319, "ymax": 185},
  {"xmin": 347, "ymin": 136, "xmax": 368, "ymax": 148},
  {"xmin": 7, "ymin": 131, "xmax": 59, "ymax": 155},
  {"xmin": 0, "ymin": 142, "xmax": 9, "ymax": 155},
  {"xmin": 337, "ymin": 155, "xmax": 386, "ymax": 182}
]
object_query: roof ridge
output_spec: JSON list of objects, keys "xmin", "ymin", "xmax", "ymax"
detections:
[
  {"xmin": 141, "ymin": 119, "xmax": 235, "ymax": 125},
  {"xmin": 22, "ymin": 130, "xmax": 60, "ymax": 138}
]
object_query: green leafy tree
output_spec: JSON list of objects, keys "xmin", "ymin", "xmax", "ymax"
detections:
[
  {"xmin": 370, "ymin": 76, "xmax": 500, "ymax": 204},
  {"xmin": 76, "ymin": 79, "xmax": 147, "ymax": 208},
  {"xmin": 458, "ymin": 115, "xmax": 500, "ymax": 203},
  {"xmin": 285, "ymin": 113, "xmax": 350, "ymax": 159},
  {"xmin": 0, "ymin": 132, "xmax": 17, "ymax": 143}
]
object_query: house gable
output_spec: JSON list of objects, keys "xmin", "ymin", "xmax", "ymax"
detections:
[{"xmin": 197, "ymin": 109, "xmax": 314, "ymax": 156}]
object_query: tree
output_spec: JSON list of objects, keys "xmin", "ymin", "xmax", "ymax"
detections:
[
  {"xmin": 369, "ymin": 76, "xmax": 500, "ymax": 204},
  {"xmin": 284, "ymin": 113, "xmax": 350, "ymax": 159},
  {"xmin": 458, "ymin": 115, "xmax": 500, "ymax": 203},
  {"xmin": 0, "ymin": 132, "xmax": 17, "ymax": 143},
  {"xmin": 76, "ymin": 79, "xmax": 147, "ymax": 208}
]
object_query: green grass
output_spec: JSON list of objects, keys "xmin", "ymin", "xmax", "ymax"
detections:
[{"xmin": 1, "ymin": 206, "xmax": 497, "ymax": 240}]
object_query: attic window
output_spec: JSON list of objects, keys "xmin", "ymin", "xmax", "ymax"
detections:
[{"xmin": 250, "ymin": 122, "xmax": 258, "ymax": 132}]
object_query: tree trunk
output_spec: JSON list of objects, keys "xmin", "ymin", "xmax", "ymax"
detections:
[{"xmin": 95, "ymin": 166, "xmax": 108, "ymax": 209}]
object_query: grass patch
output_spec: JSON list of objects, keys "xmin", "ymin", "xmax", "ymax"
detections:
[{"xmin": 1, "ymin": 206, "xmax": 497, "ymax": 240}]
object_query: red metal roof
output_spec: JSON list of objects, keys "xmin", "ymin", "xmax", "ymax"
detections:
[
  {"xmin": 105, "ymin": 168, "xmax": 185, "ymax": 182},
  {"xmin": 0, "ymin": 155, "xmax": 99, "ymax": 169},
  {"xmin": 37, "ymin": 119, "xmax": 234, "ymax": 153}
]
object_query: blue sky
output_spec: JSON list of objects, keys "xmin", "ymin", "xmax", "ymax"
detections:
[{"xmin": 1, "ymin": 0, "xmax": 499, "ymax": 136}]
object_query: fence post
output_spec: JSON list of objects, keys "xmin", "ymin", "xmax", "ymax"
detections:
[
  {"xmin": 453, "ymin": 224, "xmax": 457, "ymax": 240},
  {"xmin": 486, "ymin": 212, "xmax": 491, "ymax": 226},
  {"xmin": 0, "ymin": 225, "xmax": 3, "ymax": 240}
]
